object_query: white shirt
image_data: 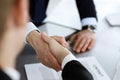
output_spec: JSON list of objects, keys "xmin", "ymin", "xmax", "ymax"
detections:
[{"xmin": 25, "ymin": 17, "xmax": 97, "ymax": 42}]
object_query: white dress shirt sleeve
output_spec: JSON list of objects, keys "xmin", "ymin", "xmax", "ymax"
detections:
[
  {"xmin": 3, "ymin": 67, "xmax": 20, "ymax": 80},
  {"xmin": 61, "ymin": 51, "xmax": 78, "ymax": 69},
  {"xmin": 25, "ymin": 22, "xmax": 40, "ymax": 43},
  {"xmin": 81, "ymin": 17, "xmax": 97, "ymax": 27}
]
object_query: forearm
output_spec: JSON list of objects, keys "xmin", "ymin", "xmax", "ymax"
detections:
[{"xmin": 54, "ymin": 49, "xmax": 69, "ymax": 65}]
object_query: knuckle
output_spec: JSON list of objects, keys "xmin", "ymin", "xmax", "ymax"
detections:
[
  {"xmin": 78, "ymin": 33, "xmax": 82, "ymax": 37},
  {"xmin": 77, "ymin": 37, "xmax": 82, "ymax": 41}
]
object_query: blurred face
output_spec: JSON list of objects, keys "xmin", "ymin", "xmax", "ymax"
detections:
[{"xmin": 0, "ymin": 0, "xmax": 29, "ymax": 56}]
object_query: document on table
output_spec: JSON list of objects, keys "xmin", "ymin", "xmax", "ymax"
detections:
[
  {"xmin": 25, "ymin": 57, "xmax": 111, "ymax": 80},
  {"xmin": 44, "ymin": 0, "xmax": 81, "ymax": 30},
  {"xmin": 25, "ymin": 63, "xmax": 62, "ymax": 80}
]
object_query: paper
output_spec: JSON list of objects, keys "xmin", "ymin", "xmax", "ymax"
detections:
[
  {"xmin": 25, "ymin": 63, "xmax": 62, "ymax": 80},
  {"xmin": 79, "ymin": 57, "xmax": 111, "ymax": 80},
  {"xmin": 25, "ymin": 57, "xmax": 111, "ymax": 80},
  {"xmin": 44, "ymin": 0, "xmax": 81, "ymax": 30},
  {"xmin": 46, "ymin": 0, "xmax": 62, "ymax": 15},
  {"xmin": 39, "ymin": 23, "xmax": 76, "ymax": 37}
]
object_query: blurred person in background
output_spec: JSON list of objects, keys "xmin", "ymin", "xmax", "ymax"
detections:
[{"xmin": 0, "ymin": 0, "xmax": 28, "ymax": 79}]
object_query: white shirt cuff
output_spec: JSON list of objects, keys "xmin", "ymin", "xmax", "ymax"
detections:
[
  {"xmin": 3, "ymin": 67, "xmax": 20, "ymax": 80},
  {"xmin": 25, "ymin": 22, "xmax": 40, "ymax": 43},
  {"xmin": 62, "ymin": 51, "xmax": 77, "ymax": 69},
  {"xmin": 81, "ymin": 17, "xmax": 97, "ymax": 27}
]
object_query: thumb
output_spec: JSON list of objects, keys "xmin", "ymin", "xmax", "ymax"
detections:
[{"xmin": 41, "ymin": 32, "xmax": 51, "ymax": 44}]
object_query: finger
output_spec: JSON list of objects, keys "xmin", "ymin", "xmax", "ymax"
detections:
[
  {"xmin": 81, "ymin": 39, "xmax": 91, "ymax": 52},
  {"xmin": 73, "ymin": 37, "xmax": 82, "ymax": 51},
  {"xmin": 51, "ymin": 36, "xmax": 67, "ymax": 47},
  {"xmin": 70, "ymin": 34, "xmax": 77, "ymax": 44},
  {"xmin": 76, "ymin": 38, "xmax": 87, "ymax": 53},
  {"xmin": 53, "ymin": 63, "xmax": 61, "ymax": 71},
  {"xmin": 53, "ymin": 60, "xmax": 61, "ymax": 71},
  {"xmin": 47, "ymin": 51, "xmax": 61, "ymax": 71},
  {"xmin": 41, "ymin": 32, "xmax": 51, "ymax": 44},
  {"xmin": 88, "ymin": 39, "xmax": 95, "ymax": 50}
]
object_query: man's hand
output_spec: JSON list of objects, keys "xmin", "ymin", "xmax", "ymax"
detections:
[
  {"xmin": 41, "ymin": 33, "xmax": 69, "ymax": 64},
  {"xmin": 70, "ymin": 30, "xmax": 95, "ymax": 53},
  {"xmin": 26, "ymin": 30, "xmax": 67, "ymax": 71},
  {"xmin": 51, "ymin": 36, "xmax": 67, "ymax": 47}
]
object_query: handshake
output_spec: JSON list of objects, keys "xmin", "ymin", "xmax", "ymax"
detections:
[
  {"xmin": 35, "ymin": 33, "xmax": 94, "ymax": 80},
  {"xmin": 0, "ymin": 31, "xmax": 93, "ymax": 80},
  {"xmin": 35, "ymin": 32, "xmax": 70, "ymax": 71}
]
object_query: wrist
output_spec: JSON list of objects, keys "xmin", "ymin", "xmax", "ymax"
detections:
[
  {"xmin": 56, "ymin": 48, "xmax": 69, "ymax": 64},
  {"xmin": 26, "ymin": 30, "xmax": 41, "ymax": 48}
]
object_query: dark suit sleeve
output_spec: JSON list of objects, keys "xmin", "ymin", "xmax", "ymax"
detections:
[
  {"xmin": 76, "ymin": 0, "xmax": 97, "ymax": 20},
  {"xmin": 0, "ymin": 69, "xmax": 12, "ymax": 80},
  {"xmin": 62, "ymin": 60, "xmax": 94, "ymax": 80},
  {"xmin": 29, "ymin": 0, "xmax": 49, "ymax": 26}
]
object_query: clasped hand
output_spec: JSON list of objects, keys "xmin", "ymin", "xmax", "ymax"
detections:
[{"xmin": 29, "ymin": 31, "xmax": 68, "ymax": 71}]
